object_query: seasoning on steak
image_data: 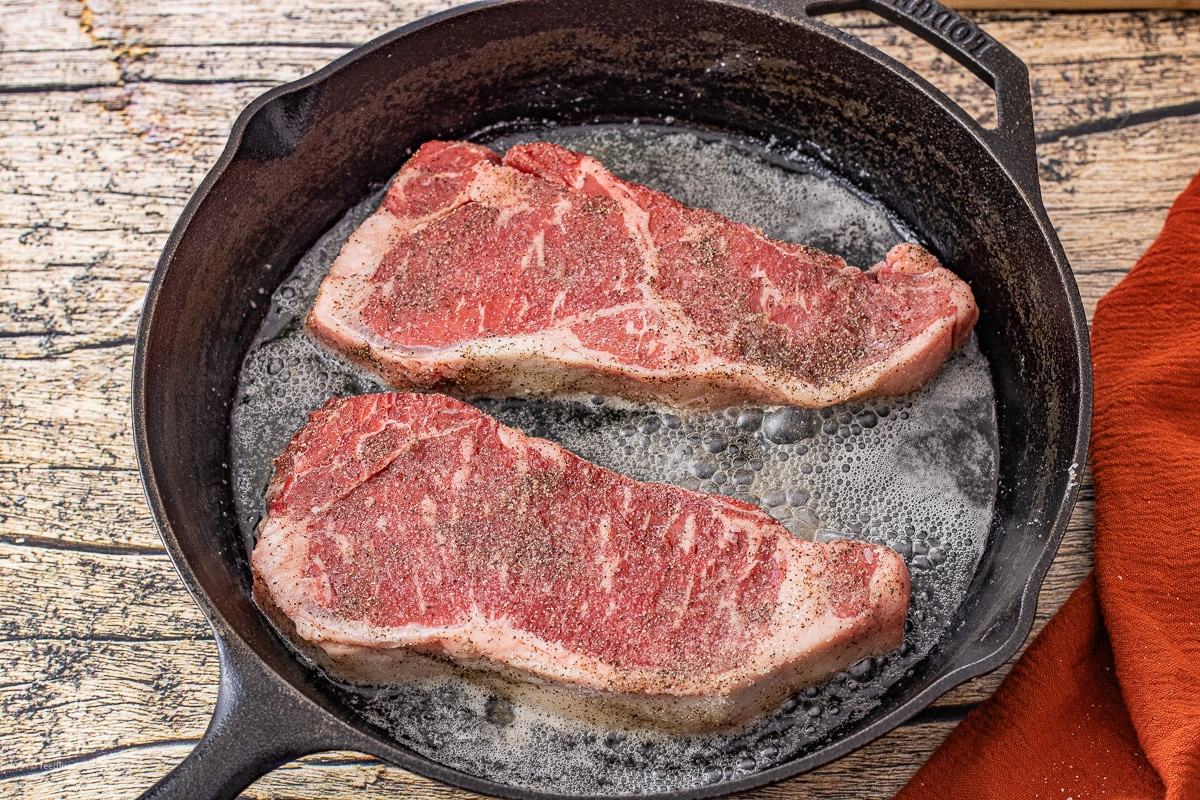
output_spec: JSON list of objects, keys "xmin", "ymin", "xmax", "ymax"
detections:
[
  {"xmin": 251, "ymin": 392, "xmax": 910, "ymax": 729},
  {"xmin": 308, "ymin": 140, "xmax": 977, "ymax": 408}
]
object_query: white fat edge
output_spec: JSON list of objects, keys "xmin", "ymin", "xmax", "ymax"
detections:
[
  {"xmin": 315, "ymin": 212, "xmax": 411, "ymax": 318},
  {"xmin": 304, "ymin": 607, "xmax": 759, "ymax": 699},
  {"xmin": 253, "ymin": 516, "xmax": 315, "ymax": 619}
]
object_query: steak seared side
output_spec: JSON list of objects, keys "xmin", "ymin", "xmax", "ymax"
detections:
[
  {"xmin": 308, "ymin": 140, "xmax": 977, "ymax": 408},
  {"xmin": 251, "ymin": 393, "xmax": 910, "ymax": 729}
]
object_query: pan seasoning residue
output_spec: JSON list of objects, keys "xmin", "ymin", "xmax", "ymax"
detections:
[{"xmin": 229, "ymin": 124, "xmax": 999, "ymax": 795}]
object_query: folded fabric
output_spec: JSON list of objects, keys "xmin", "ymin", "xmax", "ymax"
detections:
[{"xmin": 897, "ymin": 169, "xmax": 1200, "ymax": 800}]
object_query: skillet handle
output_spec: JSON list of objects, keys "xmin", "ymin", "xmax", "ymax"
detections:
[
  {"xmin": 799, "ymin": 0, "xmax": 1041, "ymax": 201},
  {"xmin": 138, "ymin": 633, "xmax": 343, "ymax": 800}
]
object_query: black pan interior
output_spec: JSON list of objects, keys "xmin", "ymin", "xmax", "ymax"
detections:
[{"xmin": 135, "ymin": 0, "xmax": 1088, "ymax": 796}]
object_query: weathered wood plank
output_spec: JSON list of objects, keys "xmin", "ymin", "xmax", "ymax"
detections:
[
  {"xmin": 0, "ymin": 48, "xmax": 119, "ymax": 92},
  {"xmin": 0, "ymin": 83, "xmax": 267, "ymax": 348},
  {"xmin": 0, "ymin": 638, "xmax": 217, "ymax": 770},
  {"xmin": 116, "ymin": 44, "xmax": 352, "ymax": 85},
  {"xmin": 82, "ymin": 0, "xmax": 470, "ymax": 48},
  {"xmin": 0, "ymin": 345, "xmax": 136, "ymax": 469},
  {"xmin": 0, "ymin": 541, "xmax": 206, "ymax": 640},
  {"xmin": 0, "ymin": 82, "xmax": 269, "ymax": 199},
  {"xmin": 1040, "ymin": 113, "xmax": 1200, "ymax": 318},
  {"xmin": 9, "ymin": 14, "xmax": 1196, "ymax": 147},
  {"xmin": 0, "ymin": 465, "xmax": 158, "ymax": 549},
  {"xmin": 0, "ymin": 249, "xmax": 151, "ymax": 352},
  {"xmin": 74, "ymin": 4, "xmax": 1200, "ymax": 137},
  {"xmin": 0, "ymin": 0, "xmax": 103, "ymax": 54},
  {"xmin": 1, "ymin": 746, "xmax": 456, "ymax": 800}
]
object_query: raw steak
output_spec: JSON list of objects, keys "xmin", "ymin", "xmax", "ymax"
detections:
[
  {"xmin": 308, "ymin": 140, "xmax": 977, "ymax": 408},
  {"xmin": 251, "ymin": 392, "xmax": 910, "ymax": 729}
]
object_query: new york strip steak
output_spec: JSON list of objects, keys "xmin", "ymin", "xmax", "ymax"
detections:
[
  {"xmin": 252, "ymin": 393, "xmax": 910, "ymax": 729},
  {"xmin": 308, "ymin": 140, "xmax": 977, "ymax": 408}
]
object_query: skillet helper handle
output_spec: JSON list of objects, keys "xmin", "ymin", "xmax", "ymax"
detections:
[
  {"xmin": 800, "ymin": 0, "xmax": 1041, "ymax": 201},
  {"xmin": 138, "ymin": 635, "xmax": 340, "ymax": 800}
]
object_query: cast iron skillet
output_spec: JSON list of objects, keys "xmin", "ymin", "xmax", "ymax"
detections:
[{"xmin": 132, "ymin": 0, "xmax": 1091, "ymax": 797}]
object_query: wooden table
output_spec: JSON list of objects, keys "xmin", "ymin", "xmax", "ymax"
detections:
[{"xmin": 1, "ymin": 2, "xmax": 1197, "ymax": 797}]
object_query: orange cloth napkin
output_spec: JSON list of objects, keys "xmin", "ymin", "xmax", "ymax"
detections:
[{"xmin": 897, "ymin": 169, "xmax": 1200, "ymax": 800}]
